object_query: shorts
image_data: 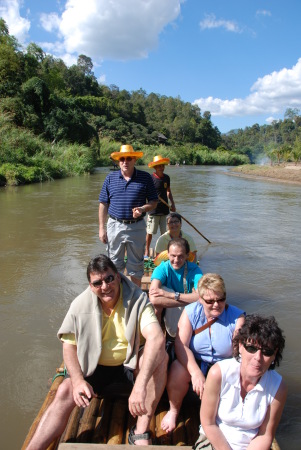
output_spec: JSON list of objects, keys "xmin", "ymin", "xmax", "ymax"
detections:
[
  {"xmin": 147, "ymin": 214, "xmax": 167, "ymax": 235},
  {"xmin": 107, "ymin": 217, "xmax": 146, "ymax": 278},
  {"xmin": 85, "ymin": 364, "xmax": 134, "ymax": 395}
]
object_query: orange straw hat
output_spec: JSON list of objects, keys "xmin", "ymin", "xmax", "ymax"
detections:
[
  {"xmin": 110, "ymin": 144, "xmax": 143, "ymax": 161},
  {"xmin": 148, "ymin": 154, "xmax": 170, "ymax": 168}
]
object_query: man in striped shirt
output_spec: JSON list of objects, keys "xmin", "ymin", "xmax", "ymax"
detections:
[{"xmin": 99, "ymin": 145, "xmax": 158, "ymax": 287}]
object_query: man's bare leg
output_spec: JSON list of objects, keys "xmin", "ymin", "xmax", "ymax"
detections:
[
  {"xmin": 26, "ymin": 379, "xmax": 75, "ymax": 450},
  {"xmin": 161, "ymin": 360, "xmax": 191, "ymax": 433},
  {"xmin": 130, "ymin": 276, "xmax": 141, "ymax": 287},
  {"xmin": 133, "ymin": 351, "xmax": 168, "ymax": 444},
  {"xmin": 145, "ymin": 233, "xmax": 153, "ymax": 257}
]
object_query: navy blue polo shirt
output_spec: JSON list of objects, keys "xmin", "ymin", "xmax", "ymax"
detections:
[{"xmin": 99, "ymin": 168, "xmax": 158, "ymax": 220}]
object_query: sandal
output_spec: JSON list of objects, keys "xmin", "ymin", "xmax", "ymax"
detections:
[{"xmin": 128, "ymin": 426, "xmax": 153, "ymax": 445}]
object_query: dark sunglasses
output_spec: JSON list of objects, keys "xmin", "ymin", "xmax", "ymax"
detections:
[
  {"xmin": 90, "ymin": 274, "xmax": 116, "ymax": 288},
  {"xmin": 243, "ymin": 343, "xmax": 275, "ymax": 357},
  {"xmin": 119, "ymin": 157, "xmax": 133, "ymax": 162},
  {"xmin": 202, "ymin": 297, "xmax": 226, "ymax": 305}
]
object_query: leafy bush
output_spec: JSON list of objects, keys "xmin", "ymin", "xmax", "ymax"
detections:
[
  {"xmin": 54, "ymin": 143, "xmax": 96, "ymax": 175},
  {"xmin": 0, "ymin": 163, "xmax": 45, "ymax": 185}
]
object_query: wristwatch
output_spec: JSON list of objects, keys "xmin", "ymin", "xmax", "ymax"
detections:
[{"xmin": 175, "ymin": 292, "xmax": 181, "ymax": 301}]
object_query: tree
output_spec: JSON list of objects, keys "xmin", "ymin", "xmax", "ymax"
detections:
[
  {"xmin": 0, "ymin": 19, "xmax": 22, "ymax": 96},
  {"xmin": 20, "ymin": 77, "xmax": 50, "ymax": 132},
  {"xmin": 40, "ymin": 55, "xmax": 67, "ymax": 93},
  {"xmin": 284, "ymin": 108, "xmax": 300, "ymax": 121},
  {"xmin": 0, "ymin": 18, "xmax": 20, "ymax": 50},
  {"xmin": 77, "ymin": 54, "xmax": 93, "ymax": 76},
  {"xmin": 291, "ymin": 137, "xmax": 301, "ymax": 164}
]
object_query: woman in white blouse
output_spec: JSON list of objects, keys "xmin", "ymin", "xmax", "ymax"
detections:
[{"xmin": 198, "ymin": 314, "xmax": 287, "ymax": 450}]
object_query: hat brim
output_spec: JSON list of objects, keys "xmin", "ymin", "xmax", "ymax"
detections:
[
  {"xmin": 148, "ymin": 158, "xmax": 170, "ymax": 168},
  {"xmin": 111, "ymin": 151, "xmax": 144, "ymax": 161}
]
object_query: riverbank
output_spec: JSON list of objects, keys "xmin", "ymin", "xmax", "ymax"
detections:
[{"xmin": 230, "ymin": 163, "xmax": 301, "ymax": 185}]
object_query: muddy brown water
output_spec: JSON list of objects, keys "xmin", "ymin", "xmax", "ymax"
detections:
[{"xmin": 0, "ymin": 166, "xmax": 300, "ymax": 449}]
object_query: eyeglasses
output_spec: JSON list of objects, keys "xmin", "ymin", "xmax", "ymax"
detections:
[
  {"xmin": 202, "ymin": 297, "xmax": 226, "ymax": 305},
  {"xmin": 90, "ymin": 274, "xmax": 116, "ymax": 288},
  {"xmin": 119, "ymin": 157, "xmax": 133, "ymax": 162},
  {"xmin": 243, "ymin": 344, "xmax": 275, "ymax": 357},
  {"xmin": 168, "ymin": 220, "xmax": 180, "ymax": 225}
]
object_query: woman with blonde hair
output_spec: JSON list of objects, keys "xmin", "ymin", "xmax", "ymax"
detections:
[{"xmin": 161, "ymin": 273, "xmax": 245, "ymax": 433}]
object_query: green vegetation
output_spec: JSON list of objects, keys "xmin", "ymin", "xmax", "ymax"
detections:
[
  {"xmin": 1, "ymin": 18, "xmax": 300, "ymax": 186},
  {"xmin": 0, "ymin": 112, "xmax": 97, "ymax": 185},
  {"xmin": 222, "ymin": 108, "xmax": 301, "ymax": 164}
]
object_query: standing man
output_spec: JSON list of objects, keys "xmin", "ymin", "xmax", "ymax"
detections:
[
  {"xmin": 99, "ymin": 145, "xmax": 158, "ymax": 287},
  {"xmin": 25, "ymin": 255, "xmax": 168, "ymax": 449},
  {"xmin": 145, "ymin": 155, "xmax": 176, "ymax": 258},
  {"xmin": 149, "ymin": 237, "xmax": 203, "ymax": 338}
]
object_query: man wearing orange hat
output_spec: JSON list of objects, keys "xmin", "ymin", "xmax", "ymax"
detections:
[
  {"xmin": 99, "ymin": 145, "xmax": 158, "ymax": 287},
  {"xmin": 145, "ymin": 155, "xmax": 176, "ymax": 258}
]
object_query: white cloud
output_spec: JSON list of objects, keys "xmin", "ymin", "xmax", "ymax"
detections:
[
  {"xmin": 98, "ymin": 74, "xmax": 106, "ymax": 84},
  {"xmin": 193, "ymin": 58, "xmax": 301, "ymax": 119},
  {"xmin": 0, "ymin": 0, "xmax": 30, "ymax": 43},
  {"xmin": 40, "ymin": 12, "xmax": 61, "ymax": 33},
  {"xmin": 200, "ymin": 13, "xmax": 242, "ymax": 33},
  {"xmin": 0, "ymin": 0, "xmax": 183, "ymax": 64},
  {"xmin": 39, "ymin": 0, "xmax": 183, "ymax": 62},
  {"xmin": 266, "ymin": 116, "xmax": 278, "ymax": 124},
  {"xmin": 256, "ymin": 10, "xmax": 271, "ymax": 18}
]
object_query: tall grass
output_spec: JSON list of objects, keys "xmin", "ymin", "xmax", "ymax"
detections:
[{"xmin": 0, "ymin": 112, "xmax": 96, "ymax": 185}]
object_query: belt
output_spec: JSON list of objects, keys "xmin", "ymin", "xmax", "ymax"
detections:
[{"xmin": 109, "ymin": 215, "xmax": 144, "ymax": 224}]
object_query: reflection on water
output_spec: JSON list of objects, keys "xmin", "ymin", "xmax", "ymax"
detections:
[{"xmin": 1, "ymin": 166, "xmax": 300, "ymax": 449}]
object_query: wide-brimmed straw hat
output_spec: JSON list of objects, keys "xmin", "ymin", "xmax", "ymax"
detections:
[
  {"xmin": 148, "ymin": 154, "xmax": 170, "ymax": 168},
  {"xmin": 110, "ymin": 144, "xmax": 143, "ymax": 161}
]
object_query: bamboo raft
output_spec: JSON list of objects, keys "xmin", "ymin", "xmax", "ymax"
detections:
[
  {"xmin": 22, "ymin": 368, "xmax": 201, "ymax": 449},
  {"xmin": 22, "ymin": 251, "xmax": 281, "ymax": 449}
]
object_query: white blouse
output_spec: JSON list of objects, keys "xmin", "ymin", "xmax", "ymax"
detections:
[{"xmin": 200, "ymin": 358, "xmax": 282, "ymax": 450}]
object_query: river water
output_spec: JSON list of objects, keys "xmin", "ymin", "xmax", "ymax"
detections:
[{"xmin": 0, "ymin": 166, "xmax": 300, "ymax": 450}]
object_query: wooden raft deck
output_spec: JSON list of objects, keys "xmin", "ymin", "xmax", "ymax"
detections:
[{"xmin": 22, "ymin": 370, "xmax": 200, "ymax": 449}]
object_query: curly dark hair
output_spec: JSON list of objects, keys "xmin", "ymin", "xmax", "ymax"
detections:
[
  {"xmin": 87, "ymin": 254, "xmax": 118, "ymax": 281},
  {"xmin": 232, "ymin": 314, "xmax": 285, "ymax": 370}
]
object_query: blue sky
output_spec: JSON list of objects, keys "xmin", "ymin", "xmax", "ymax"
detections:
[{"xmin": 1, "ymin": 0, "xmax": 301, "ymax": 133}]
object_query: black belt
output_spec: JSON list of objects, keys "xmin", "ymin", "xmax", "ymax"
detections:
[{"xmin": 109, "ymin": 215, "xmax": 144, "ymax": 224}]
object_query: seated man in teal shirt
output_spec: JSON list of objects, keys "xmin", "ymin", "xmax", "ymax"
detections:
[{"xmin": 149, "ymin": 237, "xmax": 203, "ymax": 337}]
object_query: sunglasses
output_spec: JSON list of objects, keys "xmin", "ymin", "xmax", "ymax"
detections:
[
  {"xmin": 243, "ymin": 344, "xmax": 275, "ymax": 357},
  {"xmin": 202, "ymin": 297, "xmax": 226, "ymax": 305},
  {"xmin": 119, "ymin": 157, "xmax": 133, "ymax": 162},
  {"xmin": 168, "ymin": 220, "xmax": 180, "ymax": 225},
  {"xmin": 90, "ymin": 274, "xmax": 116, "ymax": 288}
]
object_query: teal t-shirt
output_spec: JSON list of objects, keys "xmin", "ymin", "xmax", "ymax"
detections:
[{"xmin": 151, "ymin": 260, "xmax": 202, "ymax": 293}]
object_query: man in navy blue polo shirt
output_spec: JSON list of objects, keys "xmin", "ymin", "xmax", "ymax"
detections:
[{"xmin": 99, "ymin": 145, "xmax": 158, "ymax": 287}]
